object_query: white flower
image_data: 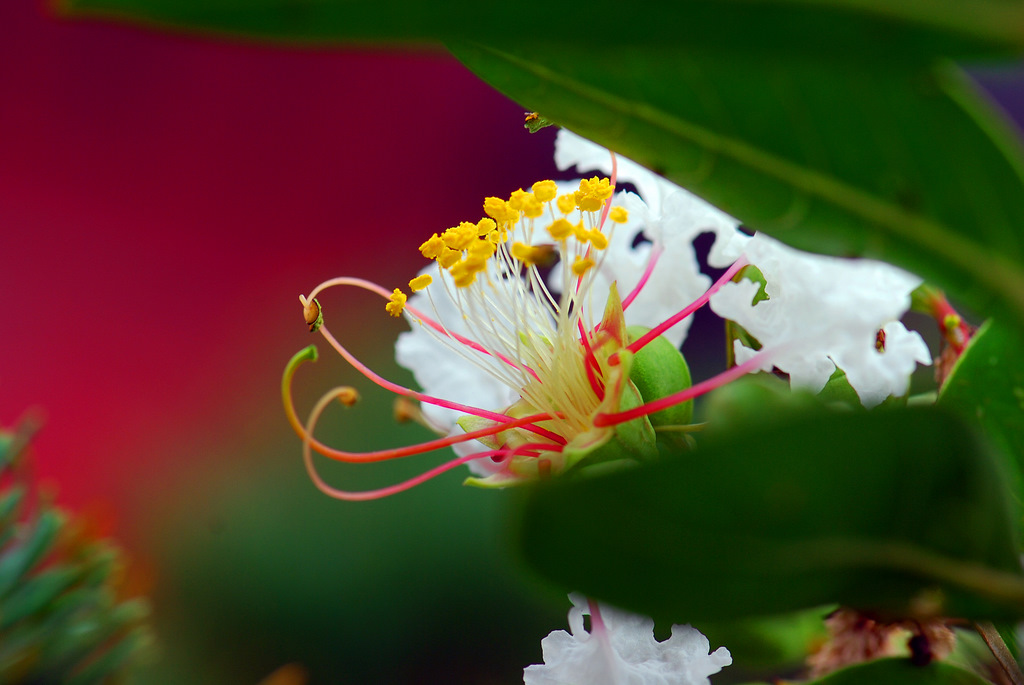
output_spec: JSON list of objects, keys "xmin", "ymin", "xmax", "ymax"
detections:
[
  {"xmin": 394, "ymin": 132, "xmax": 725, "ymax": 477},
  {"xmin": 524, "ymin": 593, "xmax": 732, "ymax": 685},
  {"xmin": 708, "ymin": 232, "xmax": 931, "ymax": 407}
]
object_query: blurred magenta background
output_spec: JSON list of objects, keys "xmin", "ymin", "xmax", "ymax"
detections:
[
  {"xmin": 2, "ymin": 2, "xmax": 1023, "ymax": 682},
  {"xmin": 0, "ymin": 1, "xmax": 560, "ymax": 514}
]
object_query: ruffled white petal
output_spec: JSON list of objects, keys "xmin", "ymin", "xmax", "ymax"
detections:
[
  {"xmin": 524, "ymin": 593, "xmax": 731, "ymax": 685},
  {"xmin": 709, "ymin": 233, "xmax": 931, "ymax": 407},
  {"xmin": 554, "ymin": 129, "xmax": 743, "ymax": 268}
]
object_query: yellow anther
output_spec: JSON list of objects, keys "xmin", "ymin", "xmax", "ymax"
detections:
[
  {"xmin": 336, "ymin": 387, "xmax": 360, "ymax": 407},
  {"xmin": 511, "ymin": 242, "xmax": 557, "ymax": 267},
  {"xmin": 442, "ymin": 222, "xmax": 477, "ymax": 251},
  {"xmin": 476, "ymin": 217, "xmax": 496, "ymax": 236},
  {"xmin": 419, "ymin": 233, "xmax": 445, "ymax": 259},
  {"xmin": 511, "ymin": 242, "xmax": 535, "ymax": 263},
  {"xmin": 386, "ymin": 288, "xmax": 407, "ymax": 317},
  {"xmin": 572, "ymin": 221, "xmax": 589, "ymax": 242},
  {"xmin": 409, "ymin": 273, "xmax": 432, "ymax": 292},
  {"xmin": 521, "ymin": 194, "xmax": 544, "ymax": 219},
  {"xmin": 484, "ymin": 197, "xmax": 514, "ymax": 223},
  {"xmin": 487, "ymin": 229, "xmax": 501, "ymax": 244},
  {"xmin": 584, "ymin": 176, "xmax": 615, "ymax": 200},
  {"xmin": 508, "ymin": 189, "xmax": 530, "ymax": 212},
  {"xmin": 575, "ymin": 176, "xmax": 614, "ymax": 212},
  {"xmin": 546, "ymin": 218, "xmax": 574, "ymax": 240},
  {"xmin": 438, "ymin": 247, "xmax": 461, "ymax": 269},
  {"xmin": 588, "ymin": 229, "xmax": 609, "ymax": 250},
  {"xmin": 532, "ymin": 180, "xmax": 558, "ymax": 202},
  {"xmin": 450, "ymin": 260, "xmax": 479, "ymax": 288},
  {"xmin": 609, "ymin": 206, "xmax": 629, "ymax": 223},
  {"xmin": 393, "ymin": 396, "xmax": 420, "ymax": 423},
  {"xmin": 556, "ymin": 193, "xmax": 577, "ymax": 214},
  {"xmin": 572, "ymin": 256, "xmax": 596, "ymax": 276},
  {"xmin": 576, "ymin": 194, "xmax": 604, "ymax": 213},
  {"xmin": 468, "ymin": 239, "xmax": 496, "ymax": 260}
]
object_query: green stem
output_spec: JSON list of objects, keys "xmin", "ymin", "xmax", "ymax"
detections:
[{"xmin": 975, "ymin": 621, "xmax": 1023, "ymax": 685}]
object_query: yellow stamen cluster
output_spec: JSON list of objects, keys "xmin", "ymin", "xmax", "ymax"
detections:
[
  {"xmin": 386, "ymin": 176, "xmax": 625, "ymax": 315},
  {"xmin": 575, "ymin": 176, "xmax": 615, "ymax": 212}
]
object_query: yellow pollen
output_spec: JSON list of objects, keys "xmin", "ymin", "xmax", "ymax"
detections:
[
  {"xmin": 419, "ymin": 233, "xmax": 444, "ymax": 259},
  {"xmin": 476, "ymin": 217, "xmax": 496, "ymax": 236},
  {"xmin": 532, "ymin": 180, "xmax": 557, "ymax": 202},
  {"xmin": 442, "ymin": 222, "xmax": 477, "ymax": 250},
  {"xmin": 468, "ymin": 238, "xmax": 496, "ymax": 260},
  {"xmin": 511, "ymin": 242, "xmax": 557, "ymax": 266},
  {"xmin": 572, "ymin": 255, "xmax": 596, "ymax": 276},
  {"xmin": 609, "ymin": 206, "xmax": 628, "ymax": 223},
  {"xmin": 483, "ymin": 197, "xmax": 517, "ymax": 224},
  {"xmin": 572, "ymin": 221, "xmax": 589, "ymax": 242},
  {"xmin": 547, "ymin": 218, "xmax": 574, "ymax": 240},
  {"xmin": 520, "ymin": 194, "xmax": 544, "ymax": 219},
  {"xmin": 575, "ymin": 176, "xmax": 614, "ymax": 212},
  {"xmin": 507, "ymin": 189, "xmax": 528, "ymax": 211},
  {"xmin": 438, "ymin": 247, "xmax": 461, "ymax": 269},
  {"xmin": 409, "ymin": 273, "xmax": 432, "ymax": 291},
  {"xmin": 556, "ymin": 193, "xmax": 577, "ymax": 214},
  {"xmin": 386, "ymin": 288, "xmax": 407, "ymax": 317},
  {"xmin": 449, "ymin": 260, "xmax": 479, "ymax": 288},
  {"xmin": 588, "ymin": 229, "xmax": 610, "ymax": 250}
]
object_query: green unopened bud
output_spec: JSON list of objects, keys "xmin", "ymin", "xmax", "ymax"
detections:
[{"xmin": 627, "ymin": 326, "xmax": 693, "ymax": 450}]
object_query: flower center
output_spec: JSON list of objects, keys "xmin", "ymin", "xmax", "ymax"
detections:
[{"xmin": 392, "ymin": 177, "xmax": 629, "ymax": 444}]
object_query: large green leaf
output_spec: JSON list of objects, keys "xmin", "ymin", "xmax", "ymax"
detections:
[
  {"xmin": 737, "ymin": 658, "xmax": 995, "ymax": 685},
  {"xmin": 939, "ymin": 319, "xmax": 1024, "ymax": 532},
  {"xmin": 57, "ymin": 0, "xmax": 1024, "ymax": 55},
  {"xmin": 513, "ymin": 407, "xmax": 1024, "ymax": 625},
  {"xmin": 451, "ymin": 41, "xmax": 1024, "ymax": 327}
]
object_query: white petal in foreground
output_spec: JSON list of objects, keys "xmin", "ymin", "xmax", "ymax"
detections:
[{"xmin": 524, "ymin": 594, "xmax": 731, "ymax": 685}]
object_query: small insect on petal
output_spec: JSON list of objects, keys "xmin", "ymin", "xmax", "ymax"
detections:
[{"xmin": 302, "ymin": 296, "xmax": 323, "ymax": 333}]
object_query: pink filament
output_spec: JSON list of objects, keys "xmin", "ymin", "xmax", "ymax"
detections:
[
  {"xmin": 290, "ymin": 384, "xmax": 561, "ymax": 464},
  {"xmin": 302, "ymin": 386, "xmax": 563, "ymax": 501},
  {"xmin": 308, "ymin": 276, "xmax": 538, "ymax": 382},
  {"xmin": 316, "ymin": 323, "xmax": 562, "ymax": 445},
  {"xmin": 594, "ymin": 348, "xmax": 773, "ymax": 427},
  {"xmin": 621, "ymin": 243, "xmax": 663, "ymax": 311},
  {"xmin": 624, "ymin": 257, "xmax": 748, "ymax": 357}
]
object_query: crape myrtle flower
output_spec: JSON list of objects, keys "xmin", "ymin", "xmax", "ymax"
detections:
[
  {"xmin": 282, "ymin": 130, "xmax": 930, "ymax": 500},
  {"xmin": 523, "ymin": 593, "xmax": 732, "ymax": 685},
  {"xmin": 283, "ymin": 142, "xmax": 764, "ymax": 500}
]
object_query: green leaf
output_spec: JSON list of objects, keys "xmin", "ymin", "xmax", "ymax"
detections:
[
  {"xmin": 58, "ymin": 0, "xmax": 1024, "ymax": 56},
  {"xmin": 699, "ymin": 606, "xmax": 832, "ymax": 671},
  {"xmin": 809, "ymin": 658, "xmax": 992, "ymax": 684},
  {"xmin": 514, "ymin": 407, "xmax": 1024, "ymax": 625},
  {"xmin": 939, "ymin": 319, "xmax": 1024, "ymax": 536},
  {"xmin": 451, "ymin": 42, "xmax": 1024, "ymax": 326}
]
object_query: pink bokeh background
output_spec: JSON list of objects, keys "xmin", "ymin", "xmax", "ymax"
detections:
[{"xmin": 0, "ymin": 1, "xmax": 556, "ymax": 524}]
